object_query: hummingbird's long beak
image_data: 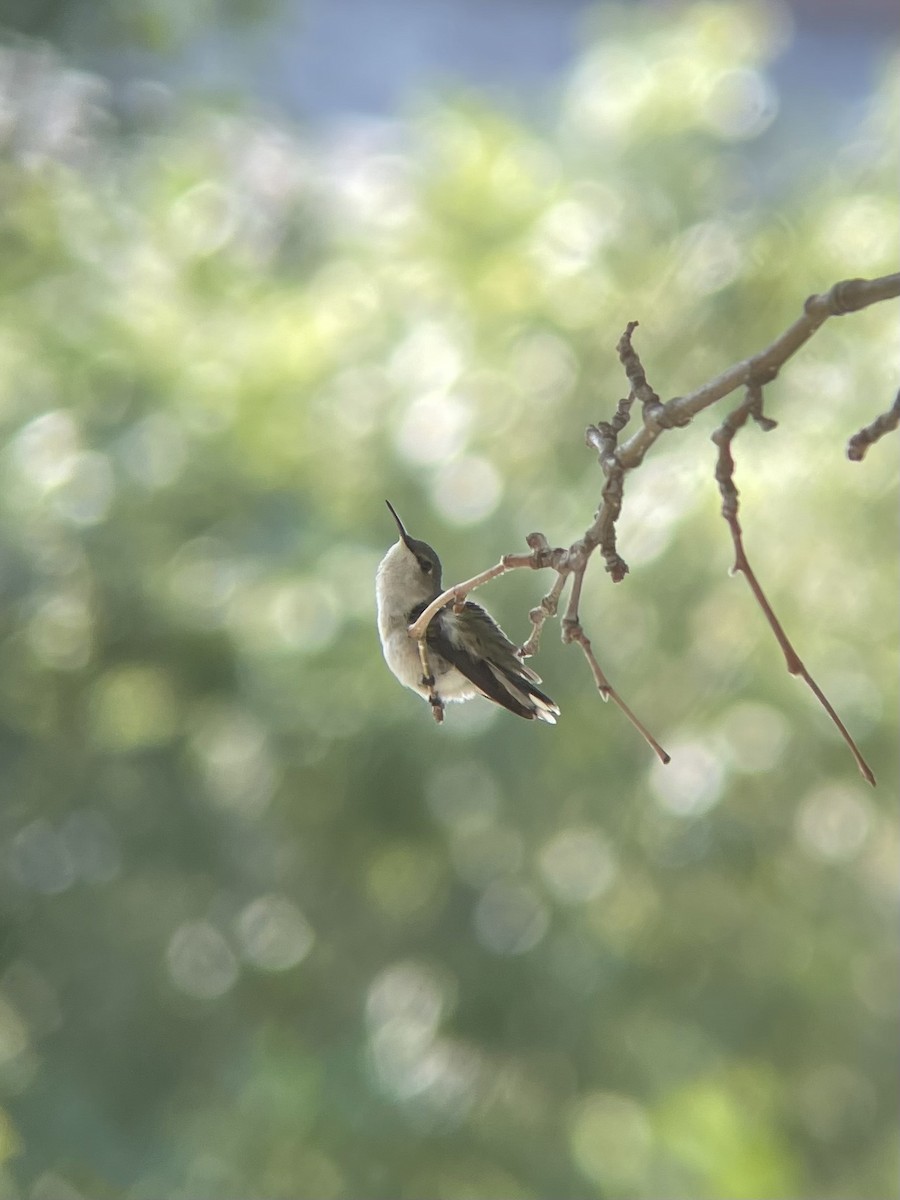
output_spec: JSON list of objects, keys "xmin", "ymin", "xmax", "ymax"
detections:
[{"xmin": 385, "ymin": 500, "xmax": 412, "ymax": 548}]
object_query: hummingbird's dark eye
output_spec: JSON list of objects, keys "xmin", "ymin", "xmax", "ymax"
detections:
[{"xmin": 419, "ymin": 558, "xmax": 432, "ymax": 574}]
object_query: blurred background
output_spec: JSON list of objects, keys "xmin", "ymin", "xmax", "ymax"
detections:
[{"xmin": 0, "ymin": 1, "xmax": 897, "ymax": 1197}]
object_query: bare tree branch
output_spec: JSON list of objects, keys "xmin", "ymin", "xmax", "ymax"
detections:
[
  {"xmin": 521, "ymin": 569, "xmax": 569, "ymax": 659},
  {"xmin": 561, "ymin": 608, "xmax": 672, "ymax": 765},
  {"xmin": 847, "ymin": 387, "xmax": 900, "ymax": 461},
  {"xmin": 406, "ymin": 272, "xmax": 899, "ymax": 772},
  {"xmin": 712, "ymin": 387, "xmax": 876, "ymax": 786},
  {"xmin": 615, "ymin": 273, "xmax": 900, "ymax": 472}
]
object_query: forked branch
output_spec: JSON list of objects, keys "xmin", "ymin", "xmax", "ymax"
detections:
[{"xmin": 407, "ymin": 272, "xmax": 898, "ymax": 773}]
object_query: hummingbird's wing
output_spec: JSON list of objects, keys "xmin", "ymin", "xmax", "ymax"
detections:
[{"xmin": 425, "ymin": 601, "xmax": 559, "ymax": 723}]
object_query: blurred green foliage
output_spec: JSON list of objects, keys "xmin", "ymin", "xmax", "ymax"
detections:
[
  {"xmin": 0, "ymin": 0, "xmax": 271, "ymax": 53},
  {"xmin": 0, "ymin": 5, "xmax": 897, "ymax": 1198}
]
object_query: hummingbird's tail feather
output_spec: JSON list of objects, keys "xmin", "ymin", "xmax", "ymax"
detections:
[
  {"xmin": 488, "ymin": 663, "xmax": 560, "ymax": 725},
  {"xmin": 424, "ymin": 599, "xmax": 560, "ymax": 723}
]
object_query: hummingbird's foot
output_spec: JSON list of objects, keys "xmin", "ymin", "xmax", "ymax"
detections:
[{"xmin": 420, "ymin": 673, "xmax": 444, "ymax": 723}]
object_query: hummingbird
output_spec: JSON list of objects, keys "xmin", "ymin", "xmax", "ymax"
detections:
[{"xmin": 376, "ymin": 501, "xmax": 559, "ymax": 724}]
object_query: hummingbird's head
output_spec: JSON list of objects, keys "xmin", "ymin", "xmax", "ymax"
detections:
[{"xmin": 378, "ymin": 500, "xmax": 443, "ymax": 606}]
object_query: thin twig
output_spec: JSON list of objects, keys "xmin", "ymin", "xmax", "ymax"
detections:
[
  {"xmin": 406, "ymin": 542, "xmax": 564, "ymax": 642},
  {"xmin": 847, "ymin": 387, "xmax": 900, "ymax": 461},
  {"xmin": 617, "ymin": 320, "xmax": 668, "ymax": 429},
  {"xmin": 562, "ymin": 564, "xmax": 586, "ymax": 628},
  {"xmin": 712, "ymin": 387, "xmax": 876, "ymax": 787},
  {"xmin": 561, "ymin": 614, "xmax": 671, "ymax": 765},
  {"xmin": 407, "ymin": 555, "xmax": 532, "ymax": 641},
  {"xmin": 521, "ymin": 571, "xmax": 569, "ymax": 659},
  {"xmin": 585, "ymin": 421, "xmax": 629, "ymax": 580}
]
